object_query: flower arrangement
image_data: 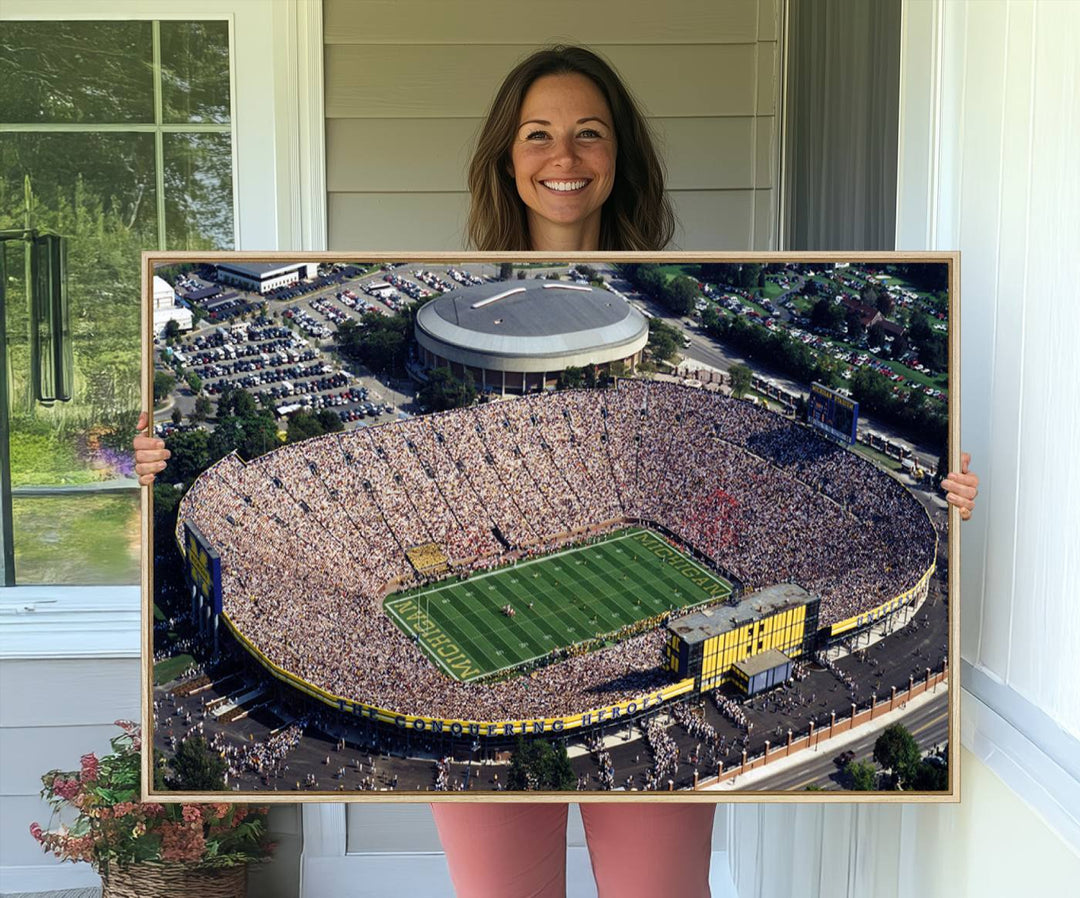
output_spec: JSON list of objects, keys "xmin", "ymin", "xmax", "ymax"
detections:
[{"xmin": 30, "ymin": 720, "xmax": 273, "ymax": 876}]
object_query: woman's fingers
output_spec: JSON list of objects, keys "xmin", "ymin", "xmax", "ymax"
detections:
[
  {"xmin": 942, "ymin": 455, "xmax": 978, "ymax": 521},
  {"xmin": 133, "ymin": 412, "xmax": 169, "ymax": 486}
]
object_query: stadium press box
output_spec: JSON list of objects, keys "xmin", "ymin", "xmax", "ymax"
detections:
[{"xmin": 665, "ymin": 583, "xmax": 820, "ymax": 696}]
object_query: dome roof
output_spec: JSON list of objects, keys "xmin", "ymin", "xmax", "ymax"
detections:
[{"xmin": 415, "ymin": 281, "xmax": 647, "ymax": 360}]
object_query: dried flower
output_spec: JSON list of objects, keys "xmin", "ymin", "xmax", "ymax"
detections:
[
  {"xmin": 79, "ymin": 753, "xmax": 100, "ymax": 782},
  {"xmin": 30, "ymin": 723, "xmax": 272, "ymax": 872}
]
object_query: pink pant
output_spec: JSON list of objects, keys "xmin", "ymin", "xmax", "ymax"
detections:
[{"xmin": 431, "ymin": 802, "xmax": 715, "ymax": 898}]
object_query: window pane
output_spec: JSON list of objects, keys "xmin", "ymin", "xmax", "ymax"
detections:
[
  {"xmin": 160, "ymin": 21, "xmax": 232, "ymax": 124},
  {"xmin": 164, "ymin": 133, "xmax": 235, "ymax": 250},
  {"xmin": 12, "ymin": 493, "xmax": 140, "ymax": 585},
  {"xmin": 2, "ymin": 132, "xmax": 151, "ymax": 585},
  {"xmin": 0, "ymin": 18, "xmax": 234, "ymax": 586},
  {"xmin": 0, "ymin": 22, "xmax": 154, "ymax": 124},
  {"xmin": 1, "ymin": 132, "xmax": 154, "ymax": 414}
]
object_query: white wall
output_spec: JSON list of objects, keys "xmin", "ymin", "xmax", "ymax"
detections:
[{"xmin": 728, "ymin": 749, "xmax": 1080, "ymax": 898}]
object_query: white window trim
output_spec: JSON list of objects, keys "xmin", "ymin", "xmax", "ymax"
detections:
[
  {"xmin": 0, "ymin": 0, "xmax": 326, "ymax": 654},
  {"xmin": 961, "ymin": 666, "xmax": 1080, "ymax": 852},
  {"xmin": 0, "ymin": 586, "xmax": 140, "ymax": 659}
]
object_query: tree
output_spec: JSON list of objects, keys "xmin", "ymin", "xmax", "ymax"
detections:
[
  {"xmin": 909, "ymin": 758, "xmax": 948, "ymax": 791},
  {"xmin": 191, "ymin": 395, "xmax": 213, "ymax": 422},
  {"xmin": 337, "ymin": 313, "xmax": 410, "ymax": 375},
  {"xmin": 873, "ymin": 724, "xmax": 922, "ymax": 785},
  {"xmin": 418, "ymin": 367, "xmax": 477, "ymax": 412},
  {"xmin": 153, "ymin": 370, "xmax": 176, "ymax": 404},
  {"xmin": 185, "ymin": 370, "xmax": 203, "ymax": 394},
  {"xmin": 163, "ymin": 319, "xmax": 181, "ymax": 343},
  {"xmin": 557, "ymin": 366, "xmax": 586, "ymax": 390},
  {"xmin": 316, "ymin": 409, "xmax": 345, "ymax": 434},
  {"xmin": 846, "ymin": 759, "xmax": 878, "ymax": 791},
  {"xmin": 728, "ymin": 363, "xmax": 753, "ymax": 399},
  {"xmin": 285, "ymin": 409, "xmax": 326, "ymax": 444},
  {"xmin": 163, "ymin": 428, "xmax": 211, "ymax": 484},
  {"xmin": 875, "ymin": 291, "xmax": 895, "ymax": 318},
  {"xmin": 664, "ymin": 276, "xmax": 699, "ymax": 316},
  {"xmin": 845, "ymin": 309, "xmax": 865, "ymax": 343},
  {"xmin": 908, "ymin": 312, "xmax": 934, "ymax": 345},
  {"xmin": 284, "ymin": 408, "xmax": 344, "ymax": 444},
  {"xmin": 647, "ymin": 318, "xmax": 681, "ymax": 364},
  {"xmin": 507, "ymin": 737, "xmax": 576, "ymax": 791},
  {"xmin": 152, "ymin": 482, "xmax": 186, "ymax": 604},
  {"xmin": 169, "ymin": 736, "xmax": 228, "ymax": 791},
  {"xmin": 208, "ymin": 406, "xmax": 279, "ymax": 462},
  {"xmin": 738, "ymin": 263, "xmax": 764, "ymax": 290},
  {"xmin": 920, "ymin": 333, "xmax": 948, "ymax": 372},
  {"xmin": 811, "ymin": 298, "xmax": 843, "ymax": 334},
  {"xmin": 867, "ymin": 322, "xmax": 887, "ymax": 349},
  {"xmin": 170, "ymin": 407, "xmax": 183, "ymax": 426},
  {"xmin": 891, "ymin": 332, "xmax": 910, "ymax": 360},
  {"xmin": 217, "ymin": 385, "xmax": 258, "ymax": 419},
  {"xmin": 851, "ymin": 367, "xmax": 892, "ymax": 414},
  {"xmin": 499, "ymin": 262, "xmax": 513, "ymax": 281},
  {"xmin": 859, "ymin": 283, "xmax": 883, "ymax": 311},
  {"xmin": 700, "ymin": 305, "xmax": 721, "ymax": 332},
  {"xmin": 516, "ymin": 270, "xmax": 526, "ymax": 280}
]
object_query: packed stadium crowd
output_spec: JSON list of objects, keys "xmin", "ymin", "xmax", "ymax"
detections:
[{"xmin": 176, "ymin": 380, "xmax": 936, "ymax": 724}]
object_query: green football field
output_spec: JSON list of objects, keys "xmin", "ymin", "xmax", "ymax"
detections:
[{"xmin": 383, "ymin": 527, "xmax": 733, "ymax": 682}]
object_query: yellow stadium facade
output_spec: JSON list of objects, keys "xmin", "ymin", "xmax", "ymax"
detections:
[{"xmin": 222, "ymin": 612, "xmax": 696, "ymax": 737}]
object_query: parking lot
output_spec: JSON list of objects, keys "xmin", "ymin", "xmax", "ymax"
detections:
[{"xmin": 157, "ymin": 263, "xmax": 507, "ymax": 437}]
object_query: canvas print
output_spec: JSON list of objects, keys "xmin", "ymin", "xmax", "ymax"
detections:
[{"xmin": 145, "ymin": 253, "xmax": 957, "ymax": 800}]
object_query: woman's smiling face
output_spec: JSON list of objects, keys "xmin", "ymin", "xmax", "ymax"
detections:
[{"xmin": 509, "ymin": 72, "xmax": 617, "ymax": 251}]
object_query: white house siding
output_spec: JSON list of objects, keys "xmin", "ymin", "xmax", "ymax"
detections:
[
  {"xmin": 0, "ymin": 657, "xmax": 141, "ymax": 893},
  {"xmin": 323, "ymin": 0, "xmax": 782, "ymax": 250}
]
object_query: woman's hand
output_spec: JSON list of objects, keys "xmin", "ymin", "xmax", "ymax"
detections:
[
  {"xmin": 133, "ymin": 411, "xmax": 170, "ymax": 486},
  {"xmin": 941, "ymin": 451, "xmax": 979, "ymax": 521}
]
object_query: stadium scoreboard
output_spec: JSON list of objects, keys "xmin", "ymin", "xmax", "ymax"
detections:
[
  {"xmin": 184, "ymin": 522, "xmax": 223, "ymax": 614},
  {"xmin": 808, "ymin": 382, "xmax": 858, "ymax": 444}
]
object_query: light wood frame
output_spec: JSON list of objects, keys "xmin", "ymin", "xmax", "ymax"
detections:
[{"xmin": 141, "ymin": 250, "xmax": 959, "ymax": 804}]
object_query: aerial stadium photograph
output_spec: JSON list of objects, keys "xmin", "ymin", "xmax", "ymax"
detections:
[{"xmin": 143, "ymin": 253, "xmax": 957, "ymax": 801}]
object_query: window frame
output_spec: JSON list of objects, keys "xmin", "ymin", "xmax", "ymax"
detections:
[{"xmin": 0, "ymin": 0, "xmax": 325, "ymax": 651}]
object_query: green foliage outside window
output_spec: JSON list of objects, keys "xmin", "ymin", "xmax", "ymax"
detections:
[{"xmin": 0, "ymin": 19, "xmax": 233, "ymax": 584}]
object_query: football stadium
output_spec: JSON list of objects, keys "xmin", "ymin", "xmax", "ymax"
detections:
[{"xmin": 176, "ymin": 380, "xmax": 937, "ymax": 740}]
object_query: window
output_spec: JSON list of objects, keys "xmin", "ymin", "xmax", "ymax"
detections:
[{"xmin": 1, "ymin": 19, "xmax": 234, "ymax": 584}]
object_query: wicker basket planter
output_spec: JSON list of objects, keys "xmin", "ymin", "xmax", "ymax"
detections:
[{"xmin": 101, "ymin": 862, "xmax": 247, "ymax": 898}]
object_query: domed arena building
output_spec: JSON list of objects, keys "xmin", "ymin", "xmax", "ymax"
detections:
[{"xmin": 414, "ymin": 280, "xmax": 649, "ymax": 394}]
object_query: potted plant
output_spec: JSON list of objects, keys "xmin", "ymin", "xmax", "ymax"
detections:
[{"xmin": 31, "ymin": 720, "xmax": 273, "ymax": 897}]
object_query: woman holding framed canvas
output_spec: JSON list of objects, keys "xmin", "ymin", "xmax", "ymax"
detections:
[{"xmin": 135, "ymin": 45, "xmax": 979, "ymax": 898}]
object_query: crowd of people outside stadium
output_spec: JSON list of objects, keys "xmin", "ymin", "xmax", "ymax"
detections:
[
  {"xmin": 175, "ymin": 379, "xmax": 937, "ymax": 724},
  {"xmin": 643, "ymin": 718, "xmax": 680, "ymax": 790}
]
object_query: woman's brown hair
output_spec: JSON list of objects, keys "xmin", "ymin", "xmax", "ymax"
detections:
[{"xmin": 467, "ymin": 46, "xmax": 675, "ymax": 252}]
